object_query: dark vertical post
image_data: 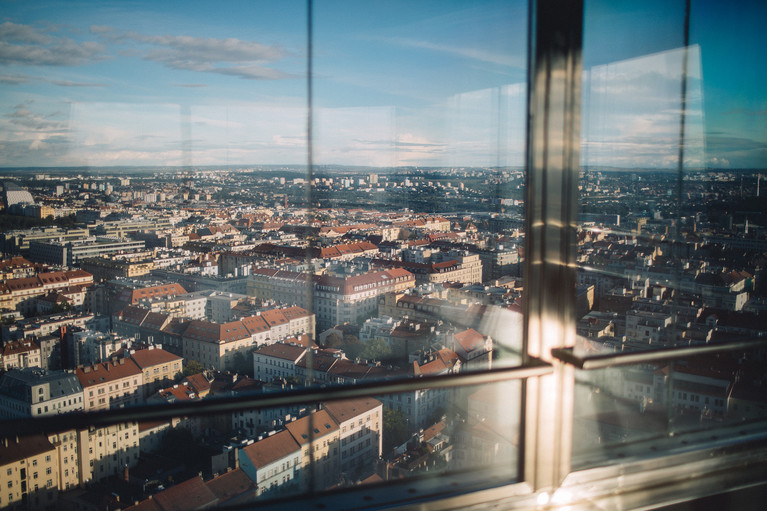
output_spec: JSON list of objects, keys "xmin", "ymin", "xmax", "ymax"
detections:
[{"xmin": 522, "ymin": 0, "xmax": 583, "ymax": 491}]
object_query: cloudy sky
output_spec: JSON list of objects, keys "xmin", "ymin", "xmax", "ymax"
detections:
[{"xmin": 0, "ymin": 0, "xmax": 764, "ymax": 169}]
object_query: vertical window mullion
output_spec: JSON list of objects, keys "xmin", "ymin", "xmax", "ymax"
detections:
[{"xmin": 523, "ymin": 0, "xmax": 583, "ymax": 492}]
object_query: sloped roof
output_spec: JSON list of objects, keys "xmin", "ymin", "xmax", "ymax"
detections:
[
  {"xmin": 327, "ymin": 359, "xmax": 371, "ymax": 380},
  {"xmin": 205, "ymin": 468, "xmax": 257, "ymax": 505},
  {"xmin": 183, "ymin": 319, "xmax": 251, "ymax": 344},
  {"xmin": 241, "ymin": 430, "xmax": 300, "ymax": 469},
  {"xmin": 0, "ymin": 435, "xmax": 55, "ymax": 467},
  {"xmin": 454, "ymin": 328, "xmax": 487, "ymax": 352},
  {"xmin": 260, "ymin": 309, "xmax": 288, "ymax": 327},
  {"xmin": 184, "ymin": 373, "xmax": 212, "ymax": 395},
  {"xmin": 324, "ymin": 397, "xmax": 382, "ymax": 425},
  {"xmin": 285, "ymin": 409, "xmax": 339, "ymax": 445},
  {"xmin": 280, "ymin": 306, "xmax": 313, "ymax": 320},
  {"xmin": 152, "ymin": 476, "xmax": 218, "ymax": 511},
  {"xmin": 156, "ymin": 383, "xmax": 198, "ymax": 402},
  {"xmin": 75, "ymin": 358, "xmax": 142, "ymax": 387},
  {"xmin": 414, "ymin": 349, "xmax": 460, "ymax": 376},
  {"xmin": 240, "ymin": 315, "xmax": 270, "ymax": 334},
  {"xmin": 255, "ymin": 343, "xmax": 306, "ymax": 362},
  {"xmin": 117, "ymin": 305, "xmax": 150, "ymax": 326},
  {"xmin": 131, "ymin": 348, "xmax": 182, "ymax": 369}
]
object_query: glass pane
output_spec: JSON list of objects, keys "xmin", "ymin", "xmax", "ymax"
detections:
[
  {"xmin": 0, "ymin": 0, "xmax": 528, "ymax": 508},
  {"xmin": 310, "ymin": 0, "xmax": 528, "ymax": 370},
  {"xmin": 572, "ymin": 344, "xmax": 767, "ymax": 469},
  {"xmin": 575, "ymin": 0, "xmax": 767, "ymax": 469},
  {"xmin": 0, "ymin": 379, "xmax": 522, "ymax": 507},
  {"xmin": 577, "ymin": 0, "xmax": 767, "ymax": 356}
]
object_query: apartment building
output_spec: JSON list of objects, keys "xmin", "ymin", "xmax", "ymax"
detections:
[
  {"xmin": 128, "ymin": 346, "xmax": 183, "ymax": 397},
  {"xmin": 182, "ymin": 319, "xmax": 254, "ymax": 371},
  {"xmin": 0, "ymin": 435, "xmax": 58, "ymax": 511},
  {"xmin": 248, "ymin": 267, "xmax": 415, "ymax": 330},
  {"xmin": 78, "ymin": 422, "xmax": 140, "ymax": 484},
  {"xmin": 112, "ymin": 301, "xmax": 315, "ymax": 371},
  {"xmin": 75, "ymin": 358, "xmax": 143, "ymax": 411},
  {"xmin": 285, "ymin": 410, "xmax": 341, "ymax": 491},
  {"xmin": 0, "ymin": 339, "xmax": 41, "ymax": 371},
  {"xmin": 449, "ymin": 328, "xmax": 493, "ymax": 371},
  {"xmin": 253, "ymin": 342, "xmax": 307, "ymax": 382},
  {"xmin": 0, "ymin": 270, "xmax": 93, "ymax": 316},
  {"xmin": 313, "ymin": 268, "xmax": 415, "ymax": 330},
  {"xmin": 29, "ymin": 238, "xmax": 146, "ymax": 267},
  {"xmin": 79, "ymin": 256, "xmax": 155, "ymax": 282},
  {"xmin": 323, "ymin": 398, "xmax": 383, "ymax": 480},
  {"xmin": 63, "ymin": 329, "xmax": 130, "ymax": 368},
  {"xmin": 0, "ymin": 368, "xmax": 84, "ymax": 418},
  {"xmin": 380, "ymin": 349, "xmax": 461, "ymax": 433},
  {"xmin": 238, "ymin": 430, "xmax": 301, "ymax": 497}
]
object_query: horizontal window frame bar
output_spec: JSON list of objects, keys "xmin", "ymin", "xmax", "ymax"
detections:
[
  {"xmin": 246, "ymin": 420, "xmax": 767, "ymax": 511},
  {"xmin": 248, "ymin": 469, "xmax": 536, "ymax": 511},
  {"xmin": 0, "ymin": 358, "xmax": 551, "ymax": 437},
  {"xmin": 559, "ymin": 420, "xmax": 767, "ymax": 510},
  {"xmin": 551, "ymin": 338, "xmax": 767, "ymax": 370}
]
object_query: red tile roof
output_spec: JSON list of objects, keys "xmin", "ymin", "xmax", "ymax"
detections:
[
  {"xmin": 183, "ymin": 373, "xmax": 212, "ymax": 395},
  {"xmin": 152, "ymin": 476, "xmax": 218, "ymax": 511},
  {"xmin": 76, "ymin": 358, "xmax": 142, "ymax": 387},
  {"xmin": 241, "ymin": 430, "xmax": 300, "ymax": 468},
  {"xmin": 454, "ymin": 328, "xmax": 487, "ymax": 352},
  {"xmin": 323, "ymin": 397, "xmax": 382, "ymax": 425},
  {"xmin": 285, "ymin": 409, "xmax": 339, "ymax": 445},
  {"xmin": 130, "ymin": 348, "xmax": 182, "ymax": 368},
  {"xmin": 205, "ymin": 468, "xmax": 257, "ymax": 505},
  {"xmin": 255, "ymin": 343, "xmax": 306, "ymax": 362}
]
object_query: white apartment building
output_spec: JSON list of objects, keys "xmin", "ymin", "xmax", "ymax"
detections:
[
  {"xmin": 238, "ymin": 430, "xmax": 301, "ymax": 497},
  {"xmin": 0, "ymin": 368, "xmax": 84, "ymax": 418}
]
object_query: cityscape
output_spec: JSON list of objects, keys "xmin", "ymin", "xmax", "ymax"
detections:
[
  {"xmin": 0, "ymin": 0, "xmax": 766, "ymax": 510},
  {"xmin": 0, "ymin": 165, "xmax": 763, "ymax": 509}
]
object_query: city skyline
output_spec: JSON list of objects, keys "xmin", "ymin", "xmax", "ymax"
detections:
[{"xmin": 0, "ymin": 0, "xmax": 765, "ymax": 169}]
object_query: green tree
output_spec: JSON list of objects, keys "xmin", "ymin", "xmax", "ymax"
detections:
[
  {"xmin": 232, "ymin": 351, "xmax": 253, "ymax": 376},
  {"xmin": 340, "ymin": 334, "xmax": 364, "ymax": 359},
  {"xmin": 322, "ymin": 332, "xmax": 343, "ymax": 349},
  {"xmin": 359, "ymin": 337, "xmax": 393, "ymax": 362},
  {"xmin": 182, "ymin": 360, "xmax": 204, "ymax": 377},
  {"xmin": 383, "ymin": 408, "xmax": 410, "ymax": 455}
]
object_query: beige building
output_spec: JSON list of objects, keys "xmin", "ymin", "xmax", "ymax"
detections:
[
  {"xmin": 46, "ymin": 430, "xmax": 82, "ymax": 491},
  {"xmin": 182, "ymin": 307, "xmax": 315, "ymax": 371},
  {"xmin": 182, "ymin": 319, "xmax": 258, "ymax": 371},
  {"xmin": 80, "ymin": 256, "xmax": 155, "ymax": 282},
  {"xmin": 129, "ymin": 346, "xmax": 183, "ymax": 397},
  {"xmin": 45, "ymin": 422, "xmax": 140, "ymax": 488},
  {"xmin": 0, "ymin": 339, "xmax": 41, "ymax": 371},
  {"xmin": 324, "ymin": 398, "xmax": 383, "ymax": 479},
  {"xmin": 82, "ymin": 422, "xmax": 140, "ymax": 484},
  {"xmin": 0, "ymin": 435, "xmax": 59, "ymax": 511},
  {"xmin": 75, "ymin": 358, "xmax": 143, "ymax": 411},
  {"xmin": 285, "ymin": 409, "xmax": 340, "ymax": 491},
  {"xmin": 1, "ymin": 270, "xmax": 93, "ymax": 315}
]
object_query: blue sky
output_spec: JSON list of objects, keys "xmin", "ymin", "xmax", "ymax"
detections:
[{"xmin": 0, "ymin": 0, "xmax": 764, "ymax": 169}]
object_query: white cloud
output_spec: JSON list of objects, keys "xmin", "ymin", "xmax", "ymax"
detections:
[
  {"xmin": 0, "ymin": 22, "xmax": 107, "ymax": 67},
  {"xmin": 379, "ymin": 36, "xmax": 523, "ymax": 69},
  {"xmin": 0, "ymin": 73, "xmax": 35, "ymax": 84},
  {"xmin": 581, "ymin": 46, "xmax": 706, "ymax": 168},
  {"xmin": 91, "ymin": 27, "xmax": 294, "ymax": 80},
  {"xmin": 50, "ymin": 80, "xmax": 108, "ymax": 87}
]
